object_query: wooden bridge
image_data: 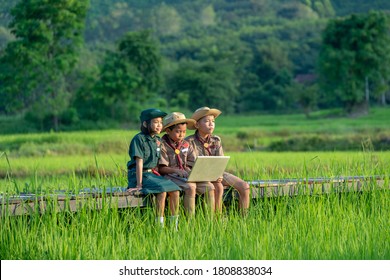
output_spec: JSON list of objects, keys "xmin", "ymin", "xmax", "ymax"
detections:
[{"xmin": 1, "ymin": 175, "xmax": 388, "ymax": 216}]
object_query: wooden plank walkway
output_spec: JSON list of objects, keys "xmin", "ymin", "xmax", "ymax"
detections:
[{"xmin": 0, "ymin": 175, "xmax": 388, "ymax": 216}]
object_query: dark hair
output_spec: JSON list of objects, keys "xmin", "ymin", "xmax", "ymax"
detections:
[
  {"xmin": 140, "ymin": 120, "xmax": 152, "ymax": 134},
  {"xmin": 166, "ymin": 122, "xmax": 187, "ymax": 131}
]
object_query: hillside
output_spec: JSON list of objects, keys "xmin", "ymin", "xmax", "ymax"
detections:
[
  {"xmin": 0, "ymin": 0, "xmax": 389, "ymax": 132},
  {"xmin": 2, "ymin": 1, "xmax": 390, "ymax": 55}
]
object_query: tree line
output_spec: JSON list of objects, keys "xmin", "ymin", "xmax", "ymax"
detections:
[{"xmin": 0, "ymin": 0, "xmax": 390, "ymax": 131}]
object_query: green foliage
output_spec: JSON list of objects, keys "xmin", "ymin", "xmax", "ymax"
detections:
[
  {"xmin": 1, "ymin": 0, "xmax": 390, "ymax": 129},
  {"xmin": 287, "ymin": 82, "xmax": 319, "ymax": 117},
  {"xmin": 239, "ymin": 38, "xmax": 295, "ymax": 112},
  {"xmin": 0, "ymin": 25, "xmax": 13, "ymax": 50},
  {"xmin": 93, "ymin": 50, "xmax": 141, "ymax": 120},
  {"xmin": 165, "ymin": 59, "xmax": 239, "ymax": 113},
  {"xmin": 300, "ymin": 0, "xmax": 335, "ymax": 17},
  {"xmin": 151, "ymin": 3, "xmax": 182, "ymax": 36},
  {"xmin": 331, "ymin": 0, "xmax": 390, "ymax": 16},
  {"xmin": 2, "ymin": 108, "xmax": 390, "ymax": 162},
  {"xmin": 118, "ymin": 30, "xmax": 162, "ymax": 92},
  {"xmin": 277, "ymin": 1, "xmax": 319, "ymax": 20},
  {"xmin": 0, "ymin": 0, "xmax": 89, "ymax": 130},
  {"xmin": 83, "ymin": 30, "xmax": 162, "ymax": 122},
  {"xmin": 268, "ymin": 133, "xmax": 387, "ymax": 151},
  {"xmin": 319, "ymin": 11, "xmax": 390, "ymax": 115}
]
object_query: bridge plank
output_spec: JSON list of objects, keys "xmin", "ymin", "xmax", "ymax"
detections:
[{"xmin": 1, "ymin": 176, "xmax": 388, "ymax": 216}]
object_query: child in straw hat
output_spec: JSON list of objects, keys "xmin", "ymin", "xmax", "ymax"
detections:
[
  {"xmin": 126, "ymin": 108, "xmax": 181, "ymax": 227},
  {"xmin": 186, "ymin": 107, "xmax": 250, "ymax": 214},
  {"xmin": 159, "ymin": 112, "xmax": 216, "ymax": 216}
]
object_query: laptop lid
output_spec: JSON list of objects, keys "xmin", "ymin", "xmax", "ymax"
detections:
[{"xmin": 186, "ymin": 156, "xmax": 230, "ymax": 182}]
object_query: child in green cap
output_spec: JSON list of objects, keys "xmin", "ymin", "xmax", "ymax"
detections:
[{"xmin": 127, "ymin": 108, "xmax": 181, "ymax": 227}]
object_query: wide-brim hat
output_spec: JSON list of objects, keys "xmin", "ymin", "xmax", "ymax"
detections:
[
  {"xmin": 163, "ymin": 112, "xmax": 196, "ymax": 131},
  {"xmin": 188, "ymin": 107, "xmax": 222, "ymax": 129},
  {"xmin": 140, "ymin": 108, "xmax": 167, "ymax": 123}
]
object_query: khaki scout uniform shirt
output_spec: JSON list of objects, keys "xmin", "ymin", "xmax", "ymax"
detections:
[
  {"xmin": 160, "ymin": 134, "xmax": 214, "ymax": 194},
  {"xmin": 159, "ymin": 134, "xmax": 195, "ymax": 169},
  {"xmin": 185, "ymin": 131, "xmax": 224, "ymax": 167},
  {"xmin": 186, "ymin": 131, "xmax": 241, "ymax": 187}
]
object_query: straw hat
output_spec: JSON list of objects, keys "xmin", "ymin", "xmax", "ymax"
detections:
[
  {"xmin": 163, "ymin": 112, "xmax": 196, "ymax": 131},
  {"xmin": 190, "ymin": 106, "xmax": 222, "ymax": 123}
]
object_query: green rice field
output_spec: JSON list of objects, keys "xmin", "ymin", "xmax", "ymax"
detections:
[{"xmin": 1, "ymin": 109, "xmax": 390, "ymax": 260}]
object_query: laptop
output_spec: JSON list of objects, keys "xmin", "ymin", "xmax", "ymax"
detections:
[{"xmin": 168, "ymin": 156, "xmax": 230, "ymax": 182}]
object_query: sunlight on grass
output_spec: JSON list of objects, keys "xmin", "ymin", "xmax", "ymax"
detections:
[{"xmin": 1, "ymin": 110, "xmax": 390, "ymax": 260}]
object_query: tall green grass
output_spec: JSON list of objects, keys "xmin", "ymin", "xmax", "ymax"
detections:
[
  {"xmin": 1, "ymin": 185, "xmax": 389, "ymax": 259},
  {"xmin": 1, "ymin": 109, "xmax": 390, "ymax": 260},
  {"xmin": 1, "ymin": 149, "xmax": 389, "ymax": 260},
  {"xmin": 1, "ymin": 151, "xmax": 389, "ymax": 193}
]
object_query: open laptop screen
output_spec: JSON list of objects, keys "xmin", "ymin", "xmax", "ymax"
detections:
[
  {"xmin": 166, "ymin": 156, "xmax": 230, "ymax": 182},
  {"xmin": 187, "ymin": 156, "xmax": 230, "ymax": 182}
]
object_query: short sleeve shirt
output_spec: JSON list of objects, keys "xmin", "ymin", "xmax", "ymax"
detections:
[
  {"xmin": 127, "ymin": 132, "xmax": 162, "ymax": 169},
  {"xmin": 159, "ymin": 135, "xmax": 195, "ymax": 168},
  {"xmin": 185, "ymin": 131, "xmax": 224, "ymax": 167}
]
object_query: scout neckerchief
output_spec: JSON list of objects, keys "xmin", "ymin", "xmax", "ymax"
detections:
[
  {"xmin": 195, "ymin": 130, "xmax": 212, "ymax": 156},
  {"xmin": 162, "ymin": 134, "xmax": 185, "ymax": 170}
]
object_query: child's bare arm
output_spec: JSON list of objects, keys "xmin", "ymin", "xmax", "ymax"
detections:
[
  {"xmin": 135, "ymin": 157, "xmax": 143, "ymax": 188},
  {"xmin": 127, "ymin": 157, "xmax": 143, "ymax": 194}
]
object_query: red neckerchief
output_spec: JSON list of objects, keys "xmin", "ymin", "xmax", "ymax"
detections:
[
  {"xmin": 195, "ymin": 131, "xmax": 212, "ymax": 156},
  {"xmin": 162, "ymin": 134, "xmax": 186, "ymax": 170}
]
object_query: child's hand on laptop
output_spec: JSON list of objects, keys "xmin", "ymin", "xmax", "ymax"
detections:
[{"xmin": 175, "ymin": 169, "xmax": 189, "ymax": 178}]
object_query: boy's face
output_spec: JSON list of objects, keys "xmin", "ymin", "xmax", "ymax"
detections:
[
  {"xmin": 147, "ymin": 117, "xmax": 163, "ymax": 135},
  {"xmin": 195, "ymin": 115, "xmax": 215, "ymax": 136},
  {"xmin": 166, "ymin": 123, "xmax": 187, "ymax": 142}
]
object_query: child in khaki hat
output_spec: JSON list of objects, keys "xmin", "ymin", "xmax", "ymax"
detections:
[
  {"xmin": 159, "ymin": 112, "xmax": 216, "ymax": 216},
  {"xmin": 186, "ymin": 107, "xmax": 250, "ymax": 214}
]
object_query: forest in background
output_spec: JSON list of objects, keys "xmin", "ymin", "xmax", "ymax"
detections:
[{"xmin": 0, "ymin": 0, "xmax": 390, "ymax": 132}]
